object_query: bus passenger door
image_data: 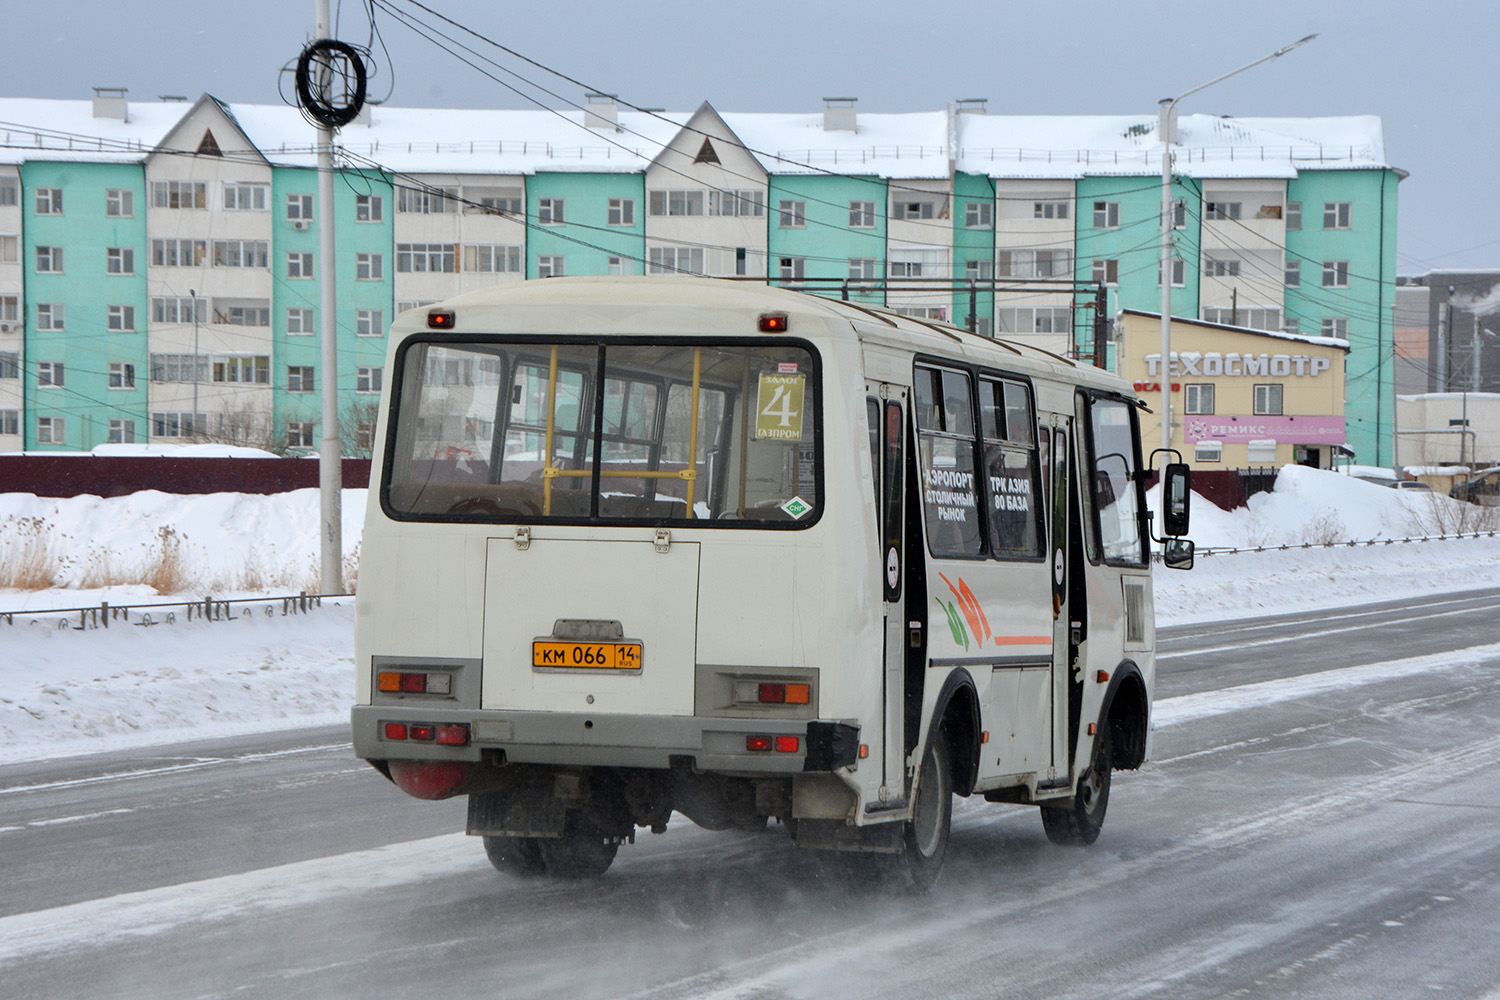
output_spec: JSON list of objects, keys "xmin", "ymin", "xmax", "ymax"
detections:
[
  {"xmin": 866, "ymin": 385, "xmax": 908, "ymax": 798},
  {"xmin": 1045, "ymin": 416, "xmax": 1074, "ymax": 780}
]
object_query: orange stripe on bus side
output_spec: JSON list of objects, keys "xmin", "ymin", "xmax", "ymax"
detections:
[{"xmin": 994, "ymin": 636, "xmax": 1051, "ymax": 646}]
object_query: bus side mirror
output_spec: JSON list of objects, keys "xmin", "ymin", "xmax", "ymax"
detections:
[
  {"xmin": 1163, "ymin": 462, "xmax": 1191, "ymax": 537},
  {"xmin": 1163, "ymin": 537, "xmax": 1195, "ymax": 571}
]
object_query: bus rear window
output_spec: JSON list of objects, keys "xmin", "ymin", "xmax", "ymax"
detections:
[{"xmin": 384, "ymin": 339, "xmax": 820, "ymax": 526}]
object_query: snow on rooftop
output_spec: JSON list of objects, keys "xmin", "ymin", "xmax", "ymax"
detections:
[{"xmin": 0, "ymin": 97, "xmax": 1391, "ymax": 180}]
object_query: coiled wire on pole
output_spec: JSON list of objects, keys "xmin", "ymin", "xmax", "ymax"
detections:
[{"xmin": 295, "ymin": 39, "xmax": 369, "ymax": 129}]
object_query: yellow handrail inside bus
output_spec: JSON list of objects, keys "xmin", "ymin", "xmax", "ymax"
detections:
[{"xmin": 543, "ymin": 345, "xmax": 558, "ymax": 516}]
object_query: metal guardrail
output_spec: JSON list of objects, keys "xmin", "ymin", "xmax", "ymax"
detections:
[
  {"xmin": 1151, "ymin": 529, "xmax": 1500, "ymax": 561},
  {"xmin": 0, "ymin": 592, "xmax": 351, "ymax": 630}
]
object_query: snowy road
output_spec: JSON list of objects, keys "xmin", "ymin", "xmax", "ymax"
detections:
[{"xmin": 3, "ymin": 590, "xmax": 1500, "ymax": 999}]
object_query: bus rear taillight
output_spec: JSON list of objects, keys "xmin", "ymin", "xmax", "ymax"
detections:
[
  {"xmin": 377, "ymin": 670, "xmax": 453, "ymax": 695},
  {"xmin": 746, "ymin": 735, "xmax": 801, "ymax": 753},
  {"xmin": 734, "ymin": 680, "xmax": 811, "ymax": 706}
]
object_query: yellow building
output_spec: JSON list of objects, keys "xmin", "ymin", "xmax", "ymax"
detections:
[{"xmin": 1117, "ymin": 311, "xmax": 1350, "ymax": 471}]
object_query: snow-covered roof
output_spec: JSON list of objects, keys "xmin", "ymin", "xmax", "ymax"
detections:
[
  {"xmin": 1120, "ymin": 309, "xmax": 1354, "ymax": 352},
  {"xmin": 0, "ymin": 97, "xmax": 1393, "ymax": 181}
]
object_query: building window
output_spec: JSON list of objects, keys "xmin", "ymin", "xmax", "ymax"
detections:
[
  {"xmin": 778, "ymin": 200, "xmax": 806, "ymax": 228},
  {"xmin": 287, "ymin": 308, "xmax": 314, "ymax": 335},
  {"xmin": 35, "ymin": 246, "xmax": 63, "ymax": 273},
  {"xmin": 223, "ymin": 183, "xmax": 269, "ymax": 211},
  {"xmin": 1253, "ymin": 384, "xmax": 1284, "ymax": 416},
  {"xmin": 149, "ymin": 354, "xmax": 209, "ymax": 383},
  {"xmin": 0, "ymin": 295, "xmax": 15, "ymax": 321},
  {"xmin": 395, "ymin": 243, "xmax": 456, "ymax": 273},
  {"xmin": 356, "ymin": 366, "xmax": 383, "ymax": 393},
  {"xmin": 1205, "ymin": 201, "xmax": 1242, "ymax": 221},
  {"xmin": 287, "ymin": 421, "xmax": 315, "ymax": 449},
  {"xmin": 964, "ymin": 202, "xmax": 993, "ymax": 229},
  {"xmin": 469, "ymin": 189, "xmax": 522, "ymax": 215},
  {"xmin": 890, "ymin": 248, "xmax": 943, "ymax": 278},
  {"xmin": 1321, "ymin": 318, "xmax": 1349, "ymax": 339},
  {"xmin": 964, "ymin": 259, "xmax": 993, "ymax": 281},
  {"xmin": 106, "ymin": 189, "xmax": 134, "ymax": 217},
  {"xmin": 212, "ymin": 355, "xmax": 270, "ymax": 384},
  {"xmin": 1033, "ymin": 201, "xmax": 1068, "ymax": 219},
  {"xmin": 537, "ymin": 255, "xmax": 565, "ymax": 278},
  {"xmin": 1204, "ymin": 256, "xmax": 1241, "ymax": 277},
  {"xmin": 152, "ymin": 412, "xmax": 207, "ymax": 439},
  {"xmin": 108, "ymin": 305, "xmax": 136, "ymax": 331},
  {"xmin": 777, "ymin": 256, "xmax": 805, "ymax": 281},
  {"xmin": 1321, "ymin": 260, "xmax": 1350, "ymax": 287},
  {"xmin": 108, "ymin": 362, "xmax": 136, "ymax": 389},
  {"xmin": 151, "ymin": 181, "xmax": 205, "ymax": 209},
  {"xmin": 1285, "ymin": 259, "xmax": 1301, "ymax": 287},
  {"xmin": 464, "ymin": 244, "xmax": 521, "ymax": 273},
  {"xmin": 848, "ymin": 257, "xmax": 879, "ymax": 281},
  {"xmin": 355, "ymin": 421, "xmax": 375, "ymax": 452},
  {"xmin": 1184, "ymin": 384, "xmax": 1215, "ymax": 415},
  {"xmin": 1193, "ymin": 440, "xmax": 1222, "ymax": 463},
  {"xmin": 36, "ymin": 304, "xmax": 64, "ymax": 331},
  {"xmin": 356, "ymin": 309, "xmax": 384, "ymax": 337},
  {"xmin": 606, "ymin": 256, "xmax": 624, "ymax": 276},
  {"xmin": 286, "ymin": 251, "xmax": 314, "ymax": 279},
  {"xmin": 997, "ymin": 249, "xmax": 1070, "ymax": 278},
  {"xmin": 1092, "ymin": 201, "xmax": 1119, "ymax": 229},
  {"xmin": 1091, "ymin": 258, "xmax": 1119, "ymax": 285},
  {"xmin": 355, "ymin": 194, "xmax": 383, "ymax": 222},
  {"xmin": 892, "ymin": 200, "xmax": 936, "ymax": 220},
  {"xmin": 537, "ymin": 197, "xmax": 565, "ymax": 224},
  {"xmin": 0, "ymin": 235, "xmax": 15, "ymax": 263},
  {"xmin": 607, "ymin": 198, "xmax": 635, "ymax": 226},
  {"xmin": 1285, "ymin": 201, "xmax": 1302, "ymax": 231},
  {"xmin": 106, "ymin": 247, "xmax": 134, "ymax": 275},
  {"xmin": 214, "ymin": 240, "xmax": 269, "ymax": 268},
  {"xmin": 849, "ymin": 201, "xmax": 876, "ymax": 228},
  {"xmin": 151, "ymin": 238, "xmax": 207, "ymax": 267},
  {"xmin": 1171, "ymin": 200, "xmax": 1187, "ymax": 229},
  {"xmin": 287, "ymin": 366, "xmax": 314, "ymax": 393},
  {"xmin": 0, "ymin": 352, "xmax": 18, "ymax": 378},
  {"xmin": 1159, "ymin": 259, "xmax": 1186, "ymax": 286},
  {"xmin": 1284, "ymin": 319, "xmax": 1300, "ymax": 335},
  {"xmin": 217, "ymin": 302, "xmax": 271, "ymax": 326},
  {"xmin": 37, "ymin": 416, "xmax": 64, "ymax": 444},
  {"xmin": 1323, "ymin": 202, "xmax": 1351, "ymax": 230},
  {"xmin": 287, "ymin": 193, "xmax": 314, "ymax": 221},
  {"xmin": 708, "ymin": 190, "xmax": 764, "ymax": 217},
  {"xmin": 996, "ymin": 307, "xmax": 1072, "ymax": 335},
  {"xmin": 647, "ymin": 247, "xmax": 705, "ymax": 275},
  {"xmin": 1202, "ymin": 307, "xmax": 1282, "ymax": 332},
  {"xmin": 0, "ymin": 409, "xmax": 18, "ymax": 435},
  {"xmin": 38, "ymin": 361, "xmax": 64, "ymax": 387},
  {"xmin": 151, "ymin": 297, "xmax": 206, "ymax": 324},
  {"xmin": 647, "ymin": 190, "xmax": 704, "ymax": 217},
  {"xmin": 356, "ymin": 253, "xmax": 383, "ymax": 280},
  {"xmin": 397, "ymin": 186, "xmax": 458, "ymax": 214},
  {"xmin": 0, "ymin": 177, "xmax": 16, "ymax": 206},
  {"xmin": 108, "ymin": 419, "xmax": 136, "ymax": 443},
  {"xmin": 35, "ymin": 188, "xmax": 63, "ymax": 215}
]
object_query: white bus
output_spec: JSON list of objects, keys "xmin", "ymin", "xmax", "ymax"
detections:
[{"xmin": 352, "ymin": 276, "xmax": 1193, "ymax": 889}]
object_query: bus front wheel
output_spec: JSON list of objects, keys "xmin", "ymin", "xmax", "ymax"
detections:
[
  {"xmin": 1041, "ymin": 726, "xmax": 1112, "ymax": 846},
  {"xmin": 897, "ymin": 732, "xmax": 952, "ymax": 892}
]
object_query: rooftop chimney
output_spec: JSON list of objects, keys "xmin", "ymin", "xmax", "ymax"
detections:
[
  {"xmin": 584, "ymin": 93, "xmax": 619, "ymax": 131},
  {"xmin": 823, "ymin": 97, "xmax": 857, "ymax": 132},
  {"xmin": 955, "ymin": 98, "xmax": 988, "ymax": 115},
  {"xmin": 92, "ymin": 87, "xmax": 128, "ymax": 122}
]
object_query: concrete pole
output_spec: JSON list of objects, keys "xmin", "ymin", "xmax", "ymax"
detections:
[
  {"xmin": 316, "ymin": 0, "xmax": 343, "ymax": 594},
  {"xmin": 1158, "ymin": 100, "xmax": 1175, "ymax": 459}
]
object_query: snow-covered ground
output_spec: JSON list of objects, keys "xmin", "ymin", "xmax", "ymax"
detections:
[{"xmin": 2, "ymin": 466, "xmax": 1497, "ymax": 763}]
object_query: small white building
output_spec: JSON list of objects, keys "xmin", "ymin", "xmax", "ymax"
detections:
[{"xmin": 1396, "ymin": 392, "xmax": 1500, "ymax": 469}]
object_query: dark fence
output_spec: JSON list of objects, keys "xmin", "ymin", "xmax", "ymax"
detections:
[{"xmin": 0, "ymin": 456, "xmax": 372, "ymax": 498}]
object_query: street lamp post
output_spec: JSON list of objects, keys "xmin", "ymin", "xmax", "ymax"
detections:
[{"xmin": 1156, "ymin": 35, "xmax": 1318, "ymax": 459}]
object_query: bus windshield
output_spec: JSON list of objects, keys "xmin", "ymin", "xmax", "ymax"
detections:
[{"xmin": 384, "ymin": 338, "xmax": 820, "ymax": 526}]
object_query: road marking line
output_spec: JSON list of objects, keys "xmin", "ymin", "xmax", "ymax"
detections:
[
  {"xmin": 0, "ymin": 743, "xmax": 352, "ymax": 797},
  {"xmin": 1157, "ymin": 605, "xmax": 1500, "ymax": 660}
]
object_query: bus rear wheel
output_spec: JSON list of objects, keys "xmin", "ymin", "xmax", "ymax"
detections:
[
  {"xmin": 536, "ymin": 814, "xmax": 618, "ymax": 878},
  {"xmin": 483, "ymin": 835, "xmax": 545, "ymax": 877},
  {"xmin": 897, "ymin": 732, "xmax": 952, "ymax": 892},
  {"xmin": 1041, "ymin": 726, "xmax": 1112, "ymax": 846}
]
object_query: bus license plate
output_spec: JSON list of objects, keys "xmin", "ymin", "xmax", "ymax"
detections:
[{"xmin": 533, "ymin": 641, "xmax": 642, "ymax": 670}]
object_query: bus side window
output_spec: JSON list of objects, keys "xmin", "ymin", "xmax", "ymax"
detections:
[
  {"xmin": 867, "ymin": 397, "xmax": 882, "ymax": 555},
  {"xmin": 980, "ymin": 377, "xmax": 1043, "ymax": 559},
  {"xmin": 913, "ymin": 365, "xmax": 984, "ymax": 558}
]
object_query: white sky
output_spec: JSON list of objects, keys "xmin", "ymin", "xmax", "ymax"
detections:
[{"xmin": 4, "ymin": 0, "xmax": 1498, "ymax": 272}]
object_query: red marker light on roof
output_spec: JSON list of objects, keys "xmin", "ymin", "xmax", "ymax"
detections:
[
  {"xmin": 758, "ymin": 314, "xmax": 789, "ymax": 333},
  {"xmin": 428, "ymin": 310, "xmax": 456, "ymax": 330}
]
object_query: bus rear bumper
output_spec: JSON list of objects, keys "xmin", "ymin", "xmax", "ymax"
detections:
[{"xmin": 351, "ymin": 706, "xmax": 859, "ymax": 774}]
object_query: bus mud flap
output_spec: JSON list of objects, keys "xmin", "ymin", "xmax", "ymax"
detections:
[{"xmin": 467, "ymin": 787, "xmax": 567, "ymax": 839}]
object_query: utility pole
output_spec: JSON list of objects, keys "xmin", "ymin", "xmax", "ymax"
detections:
[{"xmin": 314, "ymin": 0, "xmax": 342, "ymax": 595}]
